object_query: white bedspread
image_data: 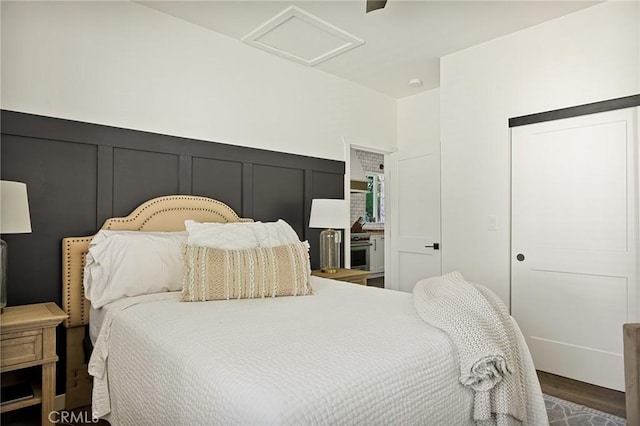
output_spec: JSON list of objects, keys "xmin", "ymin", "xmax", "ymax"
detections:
[{"xmin": 89, "ymin": 277, "xmax": 476, "ymax": 425}]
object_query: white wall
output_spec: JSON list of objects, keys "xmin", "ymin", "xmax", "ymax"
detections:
[
  {"xmin": 397, "ymin": 88, "xmax": 440, "ymax": 153},
  {"xmin": 0, "ymin": 1, "xmax": 396, "ymax": 161},
  {"xmin": 440, "ymin": 1, "xmax": 639, "ymax": 304}
]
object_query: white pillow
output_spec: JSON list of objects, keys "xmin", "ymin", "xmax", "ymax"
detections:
[
  {"xmin": 185, "ymin": 219, "xmax": 300, "ymax": 249},
  {"xmin": 83, "ymin": 230, "xmax": 187, "ymax": 308}
]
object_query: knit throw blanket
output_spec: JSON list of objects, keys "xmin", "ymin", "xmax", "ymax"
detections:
[{"xmin": 413, "ymin": 272, "xmax": 546, "ymax": 426}]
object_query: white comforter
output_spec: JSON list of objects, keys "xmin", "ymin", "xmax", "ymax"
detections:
[{"xmin": 89, "ymin": 277, "xmax": 476, "ymax": 425}]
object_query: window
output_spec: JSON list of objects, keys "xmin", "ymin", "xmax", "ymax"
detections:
[{"xmin": 365, "ymin": 173, "xmax": 385, "ymax": 223}]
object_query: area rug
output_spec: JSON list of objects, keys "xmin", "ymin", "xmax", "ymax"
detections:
[{"xmin": 544, "ymin": 394, "xmax": 626, "ymax": 426}]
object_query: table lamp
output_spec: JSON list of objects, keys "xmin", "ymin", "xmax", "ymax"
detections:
[
  {"xmin": 1, "ymin": 181, "xmax": 32, "ymax": 312},
  {"xmin": 309, "ymin": 199, "xmax": 348, "ymax": 273}
]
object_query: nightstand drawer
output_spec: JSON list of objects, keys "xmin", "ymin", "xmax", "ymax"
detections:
[{"xmin": 1, "ymin": 330, "xmax": 43, "ymax": 368}]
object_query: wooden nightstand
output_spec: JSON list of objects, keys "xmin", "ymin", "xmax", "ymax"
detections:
[
  {"xmin": 311, "ymin": 268, "xmax": 370, "ymax": 286},
  {"xmin": 1, "ymin": 303, "xmax": 67, "ymax": 426}
]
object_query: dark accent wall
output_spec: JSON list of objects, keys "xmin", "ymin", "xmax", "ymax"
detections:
[
  {"xmin": 1, "ymin": 109, "xmax": 345, "ymax": 305},
  {"xmin": 1, "ymin": 110, "xmax": 344, "ymax": 392}
]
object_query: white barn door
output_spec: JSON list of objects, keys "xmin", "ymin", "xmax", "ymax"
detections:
[
  {"xmin": 386, "ymin": 149, "xmax": 441, "ymax": 293},
  {"xmin": 511, "ymin": 107, "xmax": 638, "ymax": 391}
]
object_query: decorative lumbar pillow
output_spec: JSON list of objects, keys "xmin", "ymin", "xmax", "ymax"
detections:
[
  {"xmin": 84, "ymin": 230, "xmax": 187, "ymax": 308},
  {"xmin": 185, "ymin": 219, "xmax": 300, "ymax": 250},
  {"xmin": 181, "ymin": 241, "xmax": 313, "ymax": 301}
]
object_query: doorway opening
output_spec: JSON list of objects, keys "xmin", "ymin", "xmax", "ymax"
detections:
[{"xmin": 350, "ymin": 148, "xmax": 385, "ymax": 287}]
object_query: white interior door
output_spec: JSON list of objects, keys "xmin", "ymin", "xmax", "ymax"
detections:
[
  {"xmin": 511, "ymin": 107, "xmax": 638, "ymax": 391},
  {"xmin": 386, "ymin": 149, "xmax": 441, "ymax": 293}
]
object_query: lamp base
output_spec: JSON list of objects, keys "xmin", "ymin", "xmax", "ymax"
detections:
[{"xmin": 319, "ymin": 229, "xmax": 341, "ymax": 273}]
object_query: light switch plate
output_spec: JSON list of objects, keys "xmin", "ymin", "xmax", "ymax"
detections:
[{"xmin": 487, "ymin": 215, "xmax": 497, "ymax": 231}]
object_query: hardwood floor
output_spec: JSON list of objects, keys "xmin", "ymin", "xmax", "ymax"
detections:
[{"xmin": 537, "ymin": 370, "xmax": 627, "ymax": 418}]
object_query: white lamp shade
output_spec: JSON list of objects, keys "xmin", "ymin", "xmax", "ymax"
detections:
[
  {"xmin": 309, "ymin": 199, "xmax": 349, "ymax": 229},
  {"xmin": 1, "ymin": 181, "xmax": 32, "ymax": 234}
]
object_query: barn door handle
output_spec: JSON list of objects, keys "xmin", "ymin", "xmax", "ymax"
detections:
[{"xmin": 424, "ymin": 243, "xmax": 440, "ymax": 250}]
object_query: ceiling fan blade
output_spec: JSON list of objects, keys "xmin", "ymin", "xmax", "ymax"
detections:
[{"xmin": 366, "ymin": 0, "xmax": 387, "ymax": 13}]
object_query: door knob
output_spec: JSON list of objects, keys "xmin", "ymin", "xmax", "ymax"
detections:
[
  {"xmin": 424, "ymin": 243, "xmax": 440, "ymax": 250},
  {"xmin": 516, "ymin": 253, "xmax": 525, "ymax": 261}
]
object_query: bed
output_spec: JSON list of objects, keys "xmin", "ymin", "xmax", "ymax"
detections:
[{"xmin": 61, "ymin": 195, "xmax": 551, "ymax": 425}]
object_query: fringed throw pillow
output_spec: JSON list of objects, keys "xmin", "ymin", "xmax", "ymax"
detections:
[{"xmin": 181, "ymin": 241, "xmax": 313, "ymax": 301}]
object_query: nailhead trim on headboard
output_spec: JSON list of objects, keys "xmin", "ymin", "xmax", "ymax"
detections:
[
  {"xmin": 62, "ymin": 237, "xmax": 92, "ymax": 328},
  {"xmin": 107, "ymin": 207, "xmax": 240, "ymax": 230},
  {"xmin": 103, "ymin": 196, "xmax": 251, "ymax": 231}
]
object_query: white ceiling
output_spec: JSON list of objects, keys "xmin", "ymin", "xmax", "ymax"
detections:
[{"xmin": 138, "ymin": 0, "xmax": 599, "ymax": 98}]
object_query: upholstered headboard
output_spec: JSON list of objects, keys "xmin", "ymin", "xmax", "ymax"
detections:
[{"xmin": 61, "ymin": 195, "xmax": 252, "ymax": 409}]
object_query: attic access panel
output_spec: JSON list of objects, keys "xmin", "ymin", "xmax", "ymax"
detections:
[{"xmin": 242, "ymin": 6, "xmax": 364, "ymax": 67}]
